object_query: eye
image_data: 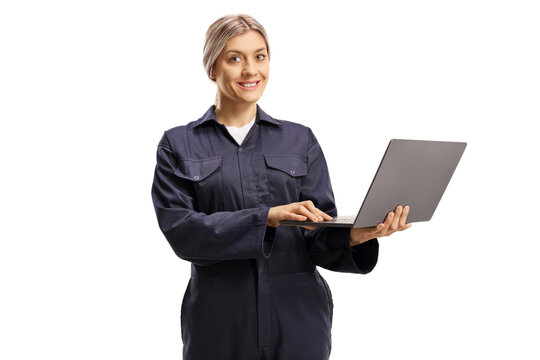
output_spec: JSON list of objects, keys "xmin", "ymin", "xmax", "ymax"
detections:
[
  {"xmin": 256, "ymin": 54, "xmax": 266, "ymax": 61},
  {"xmin": 230, "ymin": 56, "xmax": 241, "ymax": 63}
]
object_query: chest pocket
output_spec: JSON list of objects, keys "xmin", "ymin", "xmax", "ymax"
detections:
[
  {"xmin": 264, "ymin": 154, "xmax": 307, "ymax": 205},
  {"xmin": 173, "ymin": 156, "xmax": 223, "ymax": 212}
]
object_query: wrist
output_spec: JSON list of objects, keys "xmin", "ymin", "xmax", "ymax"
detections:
[
  {"xmin": 349, "ymin": 229, "xmax": 371, "ymax": 246},
  {"xmin": 266, "ymin": 206, "xmax": 278, "ymax": 227},
  {"xmin": 350, "ymin": 237, "xmax": 372, "ymax": 247}
]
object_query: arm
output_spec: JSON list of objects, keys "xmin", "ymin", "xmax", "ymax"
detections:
[
  {"xmin": 300, "ymin": 129, "xmax": 379, "ymax": 274},
  {"xmin": 151, "ymin": 134, "xmax": 275, "ymax": 266}
]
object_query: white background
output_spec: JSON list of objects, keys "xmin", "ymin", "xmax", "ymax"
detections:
[{"xmin": 1, "ymin": 0, "xmax": 539, "ymax": 359}]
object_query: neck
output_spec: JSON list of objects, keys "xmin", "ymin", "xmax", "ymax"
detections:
[{"xmin": 215, "ymin": 99, "xmax": 257, "ymax": 127}]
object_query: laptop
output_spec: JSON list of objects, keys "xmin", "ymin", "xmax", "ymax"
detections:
[{"xmin": 279, "ymin": 139, "xmax": 467, "ymax": 228}]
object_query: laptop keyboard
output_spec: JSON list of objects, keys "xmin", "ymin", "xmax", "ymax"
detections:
[{"xmin": 332, "ymin": 216, "xmax": 355, "ymax": 223}]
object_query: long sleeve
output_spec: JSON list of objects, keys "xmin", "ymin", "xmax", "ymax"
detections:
[
  {"xmin": 151, "ymin": 134, "xmax": 275, "ymax": 266},
  {"xmin": 301, "ymin": 129, "xmax": 379, "ymax": 274}
]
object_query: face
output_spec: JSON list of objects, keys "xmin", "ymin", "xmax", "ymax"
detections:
[{"xmin": 212, "ymin": 30, "xmax": 270, "ymax": 105}]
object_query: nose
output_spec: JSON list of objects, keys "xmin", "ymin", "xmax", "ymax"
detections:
[{"xmin": 242, "ymin": 58, "xmax": 257, "ymax": 77}]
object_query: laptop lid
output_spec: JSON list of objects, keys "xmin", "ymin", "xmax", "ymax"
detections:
[{"xmin": 351, "ymin": 139, "xmax": 467, "ymax": 228}]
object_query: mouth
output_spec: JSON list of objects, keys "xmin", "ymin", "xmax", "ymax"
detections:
[{"xmin": 236, "ymin": 80, "xmax": 261, "ymax": 90}]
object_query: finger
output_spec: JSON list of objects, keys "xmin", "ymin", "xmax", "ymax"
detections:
[
  {"xmin": 304, "ymin": 202, "xmax": 333, "ymax": 222},
  {"xmin": 294, "ymin": 204, "xmax": 321, "ymax": 223},
  {"xmin": 285, "ymin": 211, "xmax": 308, "ymax": 222},
  {"xmin": 390, "ymin": 206, "xmax": 403, "ymax": 231},
  {"xmin": 301, "ymin": 225, "xmax": 318, "ymax": 230},
  {"xmin": 315, "ymin": 209, "xmax": 332, "ymax": 221},
  {"xmin": 306, "ymin": 202, "xmax": 333, "ymax": 221},
  {"xmin": 312, "ymin": 206, "xmax": 333, "ymax": 221},
  {"xmin": 377, "ymin": 211, "xmax": 394, "ymax": 235},
  {"xmin": 301, "ymin": 200, "xmax": 325, "ymax": 221},
  {"xmin": 373, "ymin": 223, "xmax": 385, "ymax": 235},
  {"xmin": 363, "ymin": 211, "xmax": 395, "ymax": 237},
  {"xmin": 399, "ymin": 206, "xmax": 410, "ymax": 228}
]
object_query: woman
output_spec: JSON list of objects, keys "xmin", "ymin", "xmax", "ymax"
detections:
[{"xmin": 151, "ymin": 14, "xmax": 411, "ymax": 360}]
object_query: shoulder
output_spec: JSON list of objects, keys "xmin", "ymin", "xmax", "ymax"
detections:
[
  {"xmin": 163, "ymin": 123, "xmax": 188, "ymax": 140},
  {"xmin": 257, "ymin": 109, "xmax": 322, "ymax": 158},
  {"xmin": 267, "ymin": 116, "xmax": 319, "ymax": 148},
  {"xmin": 275, "ymin": 118, "xmax": 309, "ymax": 131},
  {"xmin": 159, "ymin": 114, "xmax": 205, "ymax": 150},
  {"xmin": 163, "ymin": 113, "xmax": 204, "ymax": 137},
  {"xmin": 258, "ymin": 106, "xmax": 315, "ymax": 141},
  {"xmin": 157, "ymin": 125, "xmax": 186, "ymax": 153},
  {"xmin": 161, "ymin": 104, "xmax": 216, "ymax": 141}
]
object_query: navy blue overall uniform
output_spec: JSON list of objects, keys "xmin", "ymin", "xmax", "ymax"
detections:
[{"xmin": 151, "ymin": 104, "xmax": 379, "ymax": 360}]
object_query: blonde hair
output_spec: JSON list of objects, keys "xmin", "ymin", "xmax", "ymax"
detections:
[{"xmin": 203, "ymin": 14, "xmax": 271, "ymax": 82}]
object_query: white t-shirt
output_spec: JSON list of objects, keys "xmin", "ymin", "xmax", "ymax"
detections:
[{"xmin": 225, "ymin": 116, "xmax": 256, "ymax": 146}]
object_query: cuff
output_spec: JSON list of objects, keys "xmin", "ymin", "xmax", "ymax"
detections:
[
  {"xmin": 350, "ymin": 238, "xmax": 379, "ymax": 274},
  {"xmin": 260, "ymin": 207, "xmax": 275, "ymax": 258}
]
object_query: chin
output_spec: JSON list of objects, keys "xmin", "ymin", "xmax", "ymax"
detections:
[{"xmin": 237, "ymin": 94, "xmax": 263, "ymax": 103}]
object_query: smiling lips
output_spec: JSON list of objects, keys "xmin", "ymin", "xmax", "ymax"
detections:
[{"xmin": 237, "ymin": 80, "xmax": 261, "ymax": 90}]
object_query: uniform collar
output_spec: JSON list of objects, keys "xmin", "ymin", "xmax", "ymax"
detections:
[{"xmin": 193, "ymin": 104, "xmax": 281, "ymax": 128}]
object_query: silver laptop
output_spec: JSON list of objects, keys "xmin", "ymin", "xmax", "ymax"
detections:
[{"xmin": 279, "ymin": 139, "xmax": 467, "ymax": 228}]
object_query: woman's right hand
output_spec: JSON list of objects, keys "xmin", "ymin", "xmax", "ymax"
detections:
[{"xmin": 267, "ymin": 200, "xmax": 333, "ymax": 230}]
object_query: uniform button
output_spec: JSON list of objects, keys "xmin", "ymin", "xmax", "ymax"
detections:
[
  {"xmin": 290, "ymin": 170, "xmax": 295, "ymax": 175},
  {"xmin": 194, "ymin": 175, "xmax": 200, "ymax": 180},
  {"xmin": 238, "ymin": 147, "xmax": 243, "ymax": 152}
]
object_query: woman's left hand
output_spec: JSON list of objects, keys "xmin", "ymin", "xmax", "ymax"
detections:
[{"xmin": 349, "ymin": 205, "xmax": 412, "ymax": 246}]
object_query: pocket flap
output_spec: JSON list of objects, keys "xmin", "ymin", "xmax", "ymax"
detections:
[
  {"xmin": 264, "ymin": 154, "xmax": 307, "ymax": 177},
  {"xmin": 174, "ymin": 156, "xmax": 222, "ymax": 182}
]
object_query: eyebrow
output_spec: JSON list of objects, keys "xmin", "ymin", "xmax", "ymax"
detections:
[{"xmin": 224, "ymin": 47, "xmax": 267, "ymax": 55}]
